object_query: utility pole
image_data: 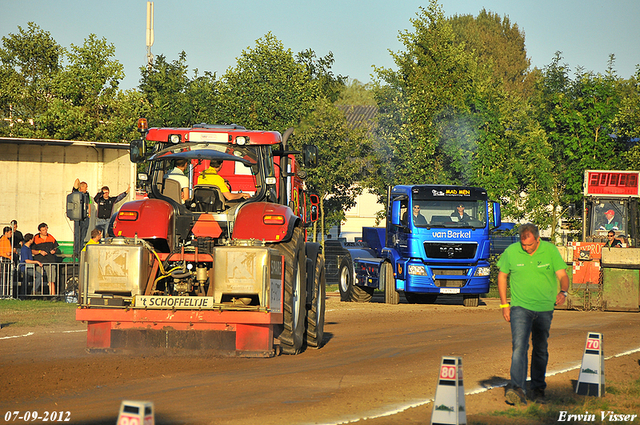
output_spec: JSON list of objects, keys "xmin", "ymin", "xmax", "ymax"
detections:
[{"xmin": 146, "ymin": 1, "xmax": 155, "ymax": 69}]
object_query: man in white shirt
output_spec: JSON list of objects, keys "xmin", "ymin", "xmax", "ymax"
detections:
[{"xmin": 166, "ymin": 159, "xmax": 190, "ymax": 202}]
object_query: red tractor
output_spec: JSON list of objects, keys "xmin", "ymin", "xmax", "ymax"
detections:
[{"xmin": 76, "ymin": 120, "xmax": 324, "ymax": 356}]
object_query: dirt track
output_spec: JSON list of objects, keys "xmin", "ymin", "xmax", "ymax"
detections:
[{"xmin": 1, "ymin": 295, "xmax": 640, "ymax": 424}]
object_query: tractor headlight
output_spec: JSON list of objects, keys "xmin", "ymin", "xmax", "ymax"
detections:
[
  {"xmin": 169, "ymin": 134, "xmax": 181, "ymax": 144},
  {"xmin": 235, "ymin": 136, "xmax": 249, "ymax": 145}
]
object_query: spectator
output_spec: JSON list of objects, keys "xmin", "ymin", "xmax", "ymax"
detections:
[
  {"xmin": 32, "ymin": 223, "xmax": 59, "ymax": 296},
  {"xmin": 0, "ymin": 226, "xmax": 12, "ymax": 261},
  {"xmin": 166, "ymin": 159, "xmax": 190, "ymax": 202},
  {"xmin": 82, "ymin": 228, "xmax": 102, "ymax": 252},
  {"xmin": 10, "ymin": 220, "xmax": 23, "ymax": 259},
  {"xmin": 20, "ymin": 233, "xmax": 43, "ymax": 294},
  {"xmin": 197, "ymin": 160, "xmax": 249, "ymax": 201},
  {"xmin": 72, "ymin": 178, "xmax": 91, "ymax": 257},
  {"xmin": 0, "ymin": 227, "xmax": 11, "ymax": 288},
  {"xmin": 94, "ymin": 185, "xmax": 130, "ymax": 236}
]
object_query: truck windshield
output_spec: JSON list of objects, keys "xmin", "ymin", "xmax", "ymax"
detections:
[{"xmin": 409, "ymin": 200, "xmax": 487, "ymax": 228}]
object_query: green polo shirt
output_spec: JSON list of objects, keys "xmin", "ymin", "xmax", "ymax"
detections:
[{"xmin": 497, "ymin": 240, "xmax": 566, "ymax": 312}]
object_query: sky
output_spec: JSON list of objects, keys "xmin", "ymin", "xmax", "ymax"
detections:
[{"xmin": 2, "ymin": 0, "xmax": 639, "ymax": 91}]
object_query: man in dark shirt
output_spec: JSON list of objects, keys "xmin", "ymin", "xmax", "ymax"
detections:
[
  {"xmin": 94, "ymin": 185, "xmax": 130, "ymax": 236},
  {"xmin": 73, "ymin": 178, "xmax": 91, "ymax": 257},
  {"xmin": 451, "ymin": 204, "xmax": 472, "ymax": 224}
]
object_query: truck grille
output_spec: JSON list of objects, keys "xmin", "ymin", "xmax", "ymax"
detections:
[
  {"xmin": 424, "ymin": 242, "xmax": 477, "ymax": 259},
  {"xmin": 431, "ymin": 268, "xmax": 469, "ymax": 288}
]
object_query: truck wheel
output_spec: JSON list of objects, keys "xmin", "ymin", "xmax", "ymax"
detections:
[
  {"xmin": 306, "ymin": 253, "xmax": 325, "ymax": 348},
  {"xmin": 272, "ymin": 227, "xmax": 306, "ymax": 354},
  {"xmin": 339, "ymin": 258, "xmax": 373, "ymax": 303},
  {"xmin": 381, "ymin": 262, "xmax": 399, "ymax": 305},
  {"xmin": 405, "ymin": 292, "xmax": 438, "ymax": 304},
  {"xmin": 463, "ymin": 294, "xmax": 480, "ymax": 307},
  {"xmin": 338, "ymin": 258, "xmax": 353, "ymax": 302}
]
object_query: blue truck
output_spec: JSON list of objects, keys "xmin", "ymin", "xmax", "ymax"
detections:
[{"xmin": 324, "ymin": 185, "xmax": 502, "ymax": 306}]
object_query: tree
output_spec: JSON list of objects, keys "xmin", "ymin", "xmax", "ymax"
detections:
[
  {"xmin": 216, "ymin": 33, "xmax": 319, "ymax": 133},
  {"xmin": 291, "ymin": 98, "xmax": 371, "ymax": 245},
  {"xmin": 38, "ymin": 34, "xmax": 137, "ymax": 142},
  {"xmin": 449, "ymin": 9, "xmax": 534, "ymax": 96},
  {"xmin": 532, "ymin": 52, "xmax": 627, "ymax": 238},
  {"xmin": 372, "ymin": 1, "xmax": 483, "ymax": 194},
  {"xmin": 139, "ymin": 52, "xmax": 217, "ymax": 128},
  {"xmin": 296, "ymin": 49, "xmax": 346, "ymax": 103},
  {"xmin": 0, "ymin": 23, "xmax": 63, "ymax": 136},
  {"xmin": 335, "ymin": 79, "xmax": 377, "ymax": 106}
]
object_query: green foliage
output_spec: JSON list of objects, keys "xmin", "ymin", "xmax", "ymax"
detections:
[
  {"xmin": 0, "ymin": 23, "xmax": 140, "ymax": 142},
  {"xmin": 296, "ymin": 49, "xmax": 346, "ymax": 103},
  {"xmin": 292, "ymin": 98, "xmax": 372, "ymax": 243},
  {"xmin": 449, "ymin": 9, "xmax": 534, "ymax": 96},
  {"xmin": 0, "ymin": 22, "xmax": 62, "ymax": 136},
  {"xmin": 139, "ymin": 52, "xmax": 217, "ymax": 127},
  {"xmin": 217, "ymin": 33, "xmax": 319, "ymax": 133},
  {"xmin": 372, "ymin": 0, "xmax": 482, "ymax": 196},
  {"xmin": 531, "ymin": 52, "xmax": 629, "ymax": 238},
  {"xmin": 335, "ymin": 79, "xmax": 377, "ymax": 106}
]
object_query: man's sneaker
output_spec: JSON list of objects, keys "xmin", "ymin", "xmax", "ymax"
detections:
[
  {"xmin": 529, "ymin": 388, "xmax": 547, "ymax": 404},
  {"xmin": 505, "ymin": 387, "xmax": 527, "ymax": 406}
]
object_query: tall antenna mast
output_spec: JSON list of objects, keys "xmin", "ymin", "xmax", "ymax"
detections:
[{"xmin": 146, "ymin": 1, "xmax": 155, "ymax": 68}]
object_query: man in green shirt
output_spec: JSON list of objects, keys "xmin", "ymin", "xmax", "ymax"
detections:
[{"xmin": 497, "ymin": 223, "xmax": 569, "ymax": 405}]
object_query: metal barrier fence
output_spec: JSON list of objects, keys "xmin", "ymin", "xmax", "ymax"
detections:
[{"xmin": 0, "ymin": 260, "xmax": 79, "ymax": 302}]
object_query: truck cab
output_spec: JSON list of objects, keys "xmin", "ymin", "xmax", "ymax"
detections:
[{"xmin": 327, "ymin": 185, "xmax": 501, "ymax": 306}]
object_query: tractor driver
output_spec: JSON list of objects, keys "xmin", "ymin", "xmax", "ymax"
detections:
[{"xmin": 197, "ymin": 160, "xmax": 250, "ymax": 201}]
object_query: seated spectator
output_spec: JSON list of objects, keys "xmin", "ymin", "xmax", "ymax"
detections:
[
  {"xmin": 20, "ymin": 233, "xmax": 43, "ymax": 294},
  {"xmin": 32, "ymin": 223, "xmax": 59, "ymax": 295}
]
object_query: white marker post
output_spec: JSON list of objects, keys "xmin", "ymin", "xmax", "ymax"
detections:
[
  {"xmin": 431, "ymin": 356, "xmax": 466, "ymax": 425},
  {"xmin": 576, "ymin": 332, "xmax": 605, "ymax": 397},
  {"xmin": 117, "ymin": 400, "xmax": 155, "ymax": 425}
]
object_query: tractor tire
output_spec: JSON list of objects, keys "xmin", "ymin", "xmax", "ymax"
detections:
[
  {"xmin": 305, "ymin": 253, "xmax": 326, "ymax": 348},
  {"xmin": 405, "ymin": 292, "xmax": 438, "ymax": 304},
  {"xmin": 271, "ymin": 227, "xmax": 306, "ymax": 354},
  {"xmin": 339, "ymin": 258, "xmax": 373, "ymax": 303},
  {"xmin": 381, "ymin": 262, "xmax": 399, "ymax": 305},
  {"xmin": 463, "ymin": 294, "xmax": 480, "ymax": 307}
]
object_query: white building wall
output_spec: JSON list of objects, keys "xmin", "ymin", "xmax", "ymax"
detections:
[
  {"xmin": 331, "ymin": 189, "xmax": 386, "ymax": 242},
  {"xmin": 0, "ymin": 141, "xmax": 135, "ymax": 244}
]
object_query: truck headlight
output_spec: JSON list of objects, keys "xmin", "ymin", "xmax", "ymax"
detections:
[
  {"xmin": 475, "ymin": 266, "xmax": 491, "ymax": 276},
  {"xmin": 408, "ymin": 265, "xmax": 428, "ymax": 276}
]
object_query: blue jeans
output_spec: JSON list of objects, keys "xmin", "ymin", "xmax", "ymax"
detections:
[
  {"xmin": 510, "ymin": 306, "xmax": 554, "ymax": 392},
  {"xmin": 96, "ymin": 218, "xmax": 109, "ymax": 238}
]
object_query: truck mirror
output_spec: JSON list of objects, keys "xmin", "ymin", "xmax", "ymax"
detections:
[
  {"xmin": 130, "ymin": 139, "xmax": 146, "ymax": 163},
  {"xmin": 390, "ymin": 201, "xmax": 402, "ymax": 226},
  {"xmin": 303, "ymin": 145, "xmax": 318, "ymax": 168},
  {"xmin": 492, "ymin": 201, "xmax": 502, "ymax": 229}
]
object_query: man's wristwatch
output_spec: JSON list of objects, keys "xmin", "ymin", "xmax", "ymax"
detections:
[{"xmin": 559, "ymin": 290, "xmax": 568, "ymax": 297}]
